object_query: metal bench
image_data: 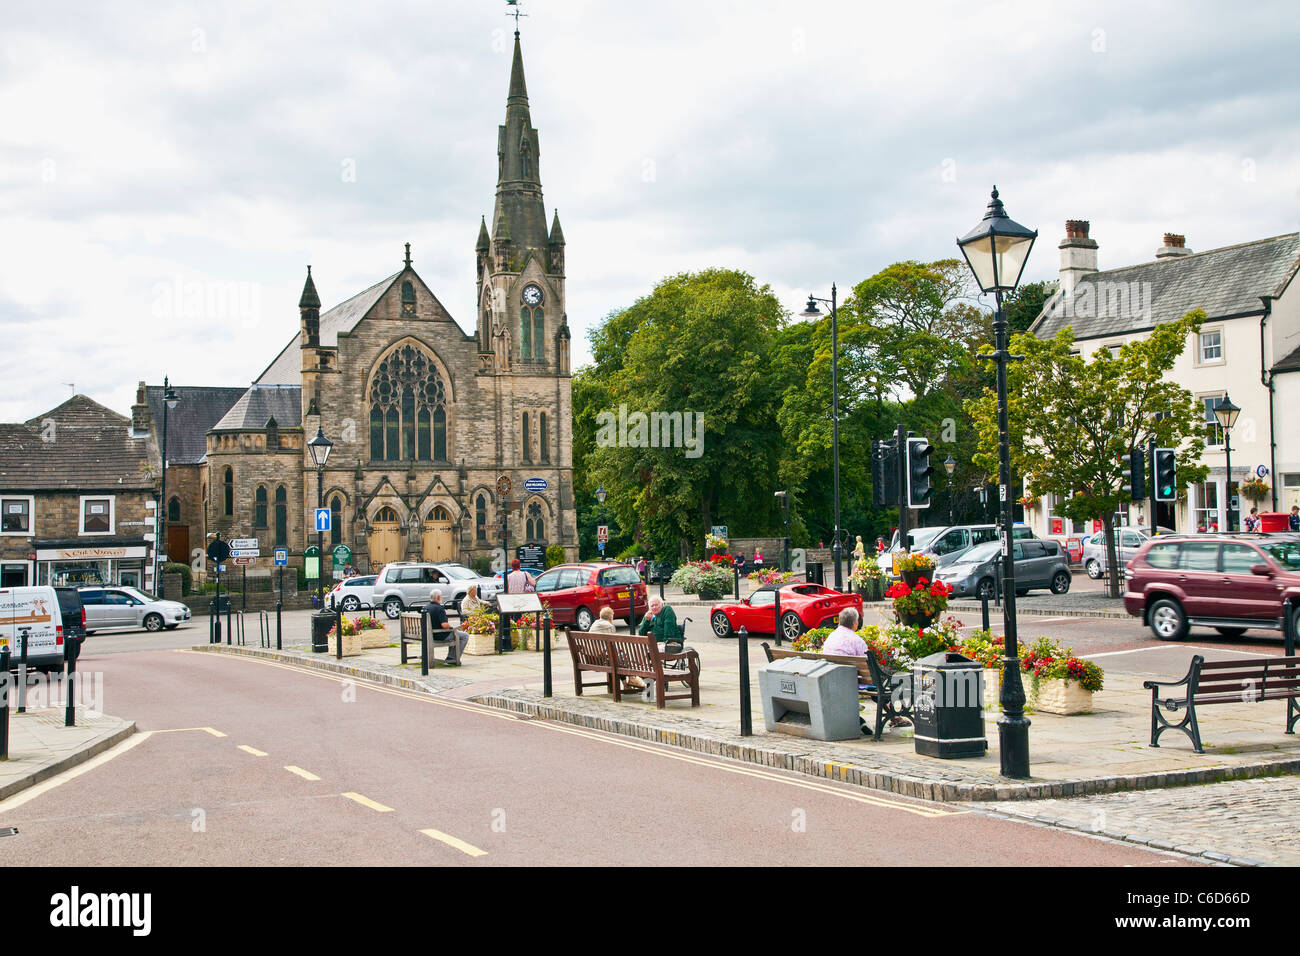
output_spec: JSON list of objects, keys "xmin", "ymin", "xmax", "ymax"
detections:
[{"xmin": 1143, "ymin": 654, "xmax": 1300, "ymax": 753}]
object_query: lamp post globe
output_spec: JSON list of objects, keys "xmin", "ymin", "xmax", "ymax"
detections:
[
  {"xmin": 958, "ymin": 186, "xmax": 1036, "ymax": 779},
  {"xmin": 595, "ymin": 485, "xmax": 607, "ymax": 505},
  {"xmin": 944, "ymin": 455, "xmax": 957, "ymax": 525}
]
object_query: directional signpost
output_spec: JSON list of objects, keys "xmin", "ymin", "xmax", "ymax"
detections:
[
  {"xmin": 314, "ymin": 508, "xmax": 331, "ymax": 533},
  {"xmin": 597, "ymin": 524, "xmax": 608, "ymax": 556},
  {"xmin": 272, "ymin": 548, "xmax": 288, "ymax": 650}
]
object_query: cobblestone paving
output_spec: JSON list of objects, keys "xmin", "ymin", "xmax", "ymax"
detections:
[{"xmin": 974, "ymin": 774, "xmax": 1300, "ymax": 865}]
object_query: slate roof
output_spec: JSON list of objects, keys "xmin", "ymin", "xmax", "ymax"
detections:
[
  {"xmin": 1031, "ymin": 233, "xmax": 1300, "ymax": 341},
  {"xmin": 1273, "ymin": 343, "xmax": 1300, "ymax": 374},
  {"xmin": 145, "ymin": 386, "xmax": 246, "ymax": 465},
  {"xmin": 0, "ymin": 395, "xmax": 155, "ymax": 492},
  {"xmin": 255, "ymin": 273, "xmax": 401, "ymax": 385},
  {"xmin": 211, "ymin": 385, "xmax": 303, "ymax": 431}
]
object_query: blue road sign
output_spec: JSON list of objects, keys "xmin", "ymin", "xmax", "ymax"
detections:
[
  {"xmin": 315, "ymin": 508, "xmax": 330, "ymax": 532},
  {"xmin": 524, "ymin": 477, "xmax": 548, "ymax": 493},
  {"xmin": 274, "ymin": 548, "xmax": 288, "ymax": 566}
]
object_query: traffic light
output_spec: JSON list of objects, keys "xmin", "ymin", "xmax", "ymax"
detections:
[
  {"xmin": 1121, "ymin": 447, "xmax": 1146, "ymax": 500},
  {"xmin": 873, "ymin": 440, "xmax": 900, "ymax": 507},
  {"xmin": 1154, "ymin": 448, "xmax": 1177, "ymax": 501},
  {"xmin": 872, "ymin": 441, "xmax": 887, "ymax": 507},
  {"xmin": 907, "ymin": 437, "xmax": 934, "ymax": 508}
]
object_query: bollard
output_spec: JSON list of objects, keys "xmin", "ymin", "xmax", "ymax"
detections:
[
  {"xmin": 629, "ymin": 590, "xmax": 639, "ymax": 635},
  {"xmin": 738, "ymin": 625, "xmax": 752, "ymax": 736},
  {"xmin": 17, "ymin": 629, "xmax": 29, "ymax": 715},
  {"xmin": 773, "ymin": 588, "xmax": 783, "ymax": 647},
  {"xmin": 0, "ymin": 647, "xmax": 10, "ymax": 760},
  {"xmin": 419, "ymin": 610, "xmax": 429, "ymax": 677},
  {"xmin": 225, "ymin": 593, "xmax": 232, "ymax": 645},
  {"xmin": 1287, "ymin": 605, "xmax": 1296, "ymax": 657},
  {"xmin": 981, "ymin": 590, "xmax": 990, "ymax": 632},
  {"xmin": 276, "ymin": 600, "xmax": 283, "ymax": 651},
  {"xmin": 64, "ymin": 636, "xmax": 80, "ymax": 727},
  {"xmin": 335, "ymin": 605, "xmax": 344, "ymax": 661},
  {"xmin": 733, "ymin": 565, "xmax": 740, "ymax": 600},
  {"xmin": 542, "ymin": 610, "xmax": 553, "ymax": 698},
  {"xmin": 658, "ymin": 574, "xmax": 664, "ymax": 602}
]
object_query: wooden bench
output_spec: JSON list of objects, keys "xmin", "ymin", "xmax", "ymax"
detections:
[
  {"xmin": 399, "ymin": 611, "xmax": 459, "ymax": 672},
  {"xmin": 1143, "ymin": 654, "xmax": 1300, "ymax": 753},
  {"xmin": 761, "ymin": 644, "xmax": 914, "ymax": 740},
  {"xmin": 566, "ymin": 629, "xmax": 701, "ymax": 709}
]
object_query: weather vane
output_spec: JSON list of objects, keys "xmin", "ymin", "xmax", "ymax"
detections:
[{"xmin": 506, "ymin": 0, "xmax": 527, "ymax": 34}]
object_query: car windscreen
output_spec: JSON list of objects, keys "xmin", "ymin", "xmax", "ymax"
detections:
[
  {"xmin": 439, "ymin": 566, "xmax": 477, "ymax": 580},
  {"xmin": 119, "ymin": 587, "xmax": 153, "ymax": 603},
  {"xmin": 907, "ymin": 527, "xmax": 943, "ymax": 550},
  {"xmin": 1263, "ymin": 542, "xmax": 1300, "ymax": 571},
  {"xmin": 956, "ymin": 542, "xmax": 1001, "ymax": 564},
  {"xmin": 599, "ymin": 567, "xmax": 641, "ymax": 587}
]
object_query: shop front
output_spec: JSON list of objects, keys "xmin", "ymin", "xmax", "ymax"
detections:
[{"xmin": 33, "ymin": 538, "xmax": 151, "ymax": 588}]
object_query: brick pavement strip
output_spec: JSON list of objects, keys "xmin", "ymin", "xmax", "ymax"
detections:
[
  {"xmin": 974, "ymin": 775, "xmax": 1300, "ymax": 865},
  {"xmin": 195, "ymin": 643, "xmax": 1300, "ymax": 805}
]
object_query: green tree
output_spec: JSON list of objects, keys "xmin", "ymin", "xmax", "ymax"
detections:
[
  {"xmin": 1003, "ymin": 280, "xmax": 1053, "ymax": 335},
  {"xmin": 966, "ymin": 310, "xmax": 1210, "ymax": 597}
]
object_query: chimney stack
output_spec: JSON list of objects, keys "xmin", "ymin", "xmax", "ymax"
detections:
[
  {"xmin": 130, "ymin": 380, "xmax": 153, "ymax": 437},
  {"xmin": 1059, "ymin": 220, "xmax": 1098, "ymax": 296},
  {"xmin": 1156, "ymin": 233, "xmax": 1192, "ymax": 259}
]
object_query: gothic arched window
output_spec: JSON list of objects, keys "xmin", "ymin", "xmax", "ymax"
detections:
[
  {"xmin": 539, "ymin": 412, "xmax": 549, "ymax": 464},
  {"xmin": 254, "ymin": 486, "xmax": 267, "ymax": 528},
  {"xmin": 167, "ymin": 496, "xmax": 181, "ymax": 524},
  {"xmin": 476, "ymin": 494, "xmax": 487, "ymax": 541},
  {"xmin": 522, "ymin": 413, "xmax": 531, "ymax": 462},
  {"xmin": 368, "ymin": 344, "xmax": 448, "ymax": 461},
  {"xmin": 274, "ymin": 486, "xmax": 287, "ymax": 548},
  {"xmin": 520, "ymin": 308, "xmax": 532, "ymax": 360},
  {"xmin": 521, "ymin": 307, "xmax": 544, "ymax": 362},
  {"xmin": 330, "ymin": 495, "xmax": 342, "ymax": 548},
  {"xmin": 265, "ymin": 417, "xmax": 279, "ymax": 449},
  {"xmin": 533, "ymin": 308, "xmax": 545, "ymax": 361},
  {"xmin": 525, "ymin": 502, "xmax": 544, "ymax": 542},
  {"xmin": 401, "ymin": 280, "xmax": 416, "ymax": 317},
  {"xmin": 223, "ymin": 467, "xmax": 234, "ymax": 516}
]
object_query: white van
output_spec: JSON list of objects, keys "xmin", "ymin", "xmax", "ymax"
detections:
[{"xmin": 0, "ymin": 586, "xmax": 67, "ymax": 672}]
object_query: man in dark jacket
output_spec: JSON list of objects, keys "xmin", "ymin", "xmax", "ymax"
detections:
[
  {"xmin": 638, "ymin": 595, "xmax": 678, "ymax": 644},
  {"xmin": 424, "ymin": 589, "xmax": 468, "ymax": 664}
]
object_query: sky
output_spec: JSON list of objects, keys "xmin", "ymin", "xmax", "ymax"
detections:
[{"xmin": 2, "ymin": 0, "xmax": 1298, "ymax": 421}]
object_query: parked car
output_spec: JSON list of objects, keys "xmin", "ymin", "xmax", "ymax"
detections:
[
  {"xmin": 532, "ymin": 562, "xmax": 647, "ymax": 631},
  {"xmin": 877, "ymin": 523, "xmax": 1034, "ymax": 576},
  {"xmin": 1123, "ymin": 533, "xmax": 1300, "ymax": 641},
  {"xmin": 933, "ymin": 539, "xmax": 1072, "ymax": 600},
  {"xmin": 78, "ymin": 585, "xmax": 191, "ymax": 633},
  {"xmin": 0, "ymin": 585, "xmax": 67, "ymax": 672},
  {"xmin": 1083, "ymin": 526, "xmax": 1176, "ymax": 578},
  {"xmin": 709, "ymin": 583, "xmax": 863, "ymax": 642},
  {"xmin": 373, "ymin": 562, "xmax": 465, "ymax": 619},
  {"xmin": 55, "ymin": 586, "xmax": 87, "ymax": 642},
  {"xmin": 435, "ymin": 563, "xmax": 501, "ymax": 600},
  {"xmin": 646, "ymin": 561, "xmax": 676, "ymax": 584},
  {"xmin": 325, "ymin": 575, "xmax": 377, "ymax": 611}
]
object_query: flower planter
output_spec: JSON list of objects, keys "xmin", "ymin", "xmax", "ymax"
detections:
[
  {"xmin": 898, "ymin": 610, "xmax": 938, "ymax": 630},
  {"xmin": 464, "ymin": 631, "xmax": 499, "ymax": 656},
  {"xmin": 901, "ymin": 569, "xmax": 931, "ymax": 589},
  {"xmin": 328, "ymin": 631, "xmax": 363, "ymax": 657},
  {"xmin": 1032, "ymin": 678, "xmax": 1094, "ymax": 715},
  {"xmin": 358, "ymin": 626, "xmax": 389, "ymax": 650}
]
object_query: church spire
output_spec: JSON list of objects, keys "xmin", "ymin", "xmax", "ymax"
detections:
[
  {"xmin": 490, "ymin": 28, "xmax": 549, "ymax": 267},
  {"xmin": 298, "ymin": 264, "xmax": 320, "ymax": 309}
]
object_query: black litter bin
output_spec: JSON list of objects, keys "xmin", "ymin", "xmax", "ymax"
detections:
[
  {"xmin": 310, "ymin": 612, "xmax": 335, "ymax": 653},
  {"xmin": 209, "ymin": 596, "xmax": 231, "ymax": 615},
  {"xmin": 912, "ymin": 651, "xmax": 987, "ymax": 758},
  {"xmin": 805, "ymin": 562, "xmax": 823, "ymax": 585}
]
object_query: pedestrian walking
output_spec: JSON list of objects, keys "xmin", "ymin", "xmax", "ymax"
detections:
[
  {"xmin": 1245, "ymin": 508, "xmax": 1261, "ymax": 533},
  {"xmin": 734, "ymin": 553, "xmax": 746, "ymax": 576},
  {"xmin": 1290, "ymin": 506, "xmax": 1299, "ymax": 531},
  {"xmin": 505, "ymin": 558, "xmax": 536, "ymax": 594},
  {"xmin": 636, "ymin": 557, "xmax": 647, "ymax": 581}
]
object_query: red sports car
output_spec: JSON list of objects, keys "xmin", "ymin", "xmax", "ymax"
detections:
[{"xmin": 709, "ymin": 583, "xmax": 863, "ymax": 642}]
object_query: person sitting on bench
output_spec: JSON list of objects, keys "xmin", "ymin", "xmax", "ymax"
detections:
[
  {"xmin": 637, "ymin": 595, "xmax": 678, "ymax": 645},
  {"xmin": 594, "ymin": 606, "xmax": 644, "ymax": 691},
  {"xmin": 822, "ymin": 607, "xmax": 867, "ymax": 657},
  {"xmin": 424, "ymin": 589, "xmax": 468, "ymax": 665}
]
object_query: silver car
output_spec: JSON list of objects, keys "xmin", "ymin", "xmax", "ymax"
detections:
[
  {"xmin": 435, "ymin": 563, "xmax": 501, "ymax": 600},
  {"xmin": 1083, "ymin": 526, "xmax": 1175, "ymax": 579},
  {"xmin": 934, "ymin": 539, "xmax": 1072, "ymax": 600},
  {"xmin": 79, "ymin": 585, "xmax": 192, "ymax": 633}
]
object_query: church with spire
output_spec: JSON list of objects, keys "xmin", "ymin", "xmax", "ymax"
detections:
[{"xmin": 171, "ymin": 27, "xmax": 575, "ymax": 582}]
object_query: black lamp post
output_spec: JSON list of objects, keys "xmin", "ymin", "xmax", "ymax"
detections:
[
  {"xmin": 307, "ymin": 427, "xmax": 333, "ymax": 607},
  {"xmin": 155, "ymin": 378, "xmax": 179, "ymax": 596},
  {"xmin": 774, "ymin": 490, "xmax": 790, "ymax": 572},
  {"xmin": 957, "ymin": 186, "xmax": 1037, "ymax": 779},
  {"xmin": 944, "ymin": 455, "xmax": 957, "ymax": 526},
  {"xmin": 594, "ymin": 485, "xmax": 607, "ymax": 557},
  {"xmin": 1213, "ymin": 395, "xmax": 1241, "ymax": 532},
  {"xmin": 799, "ymin": 286, "xmax": 842, "ymax": 590}
]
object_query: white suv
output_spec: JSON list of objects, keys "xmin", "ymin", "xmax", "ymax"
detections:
[{"xmin": 373, "ymin": 562, "xmax": 461, "ymax": 619}]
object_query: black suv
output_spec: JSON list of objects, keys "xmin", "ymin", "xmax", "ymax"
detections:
[{"xmin": 55, "ymin": 586, "xmax": 86, "ymax": 641}]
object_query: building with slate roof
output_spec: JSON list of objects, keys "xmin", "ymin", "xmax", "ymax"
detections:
[
  {"xmin": 138, "ymin": 28, "xmax": 576, "ymax": 587},
  {"xmin": 0, "ymin": 395, "xmax": 159, "ymax": 588},
  {"xmin": 1024, "ymin": 222, "xmax": 1300, "ymax": 538}
]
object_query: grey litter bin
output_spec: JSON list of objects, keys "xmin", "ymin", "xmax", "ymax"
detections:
[
  {"xmin": 759, "ymin": 657, "xmax": 861, "ymax": 741},
  {"xmin": 912, "ymin": 651, "xmax": 987, "ymax": 758},
  {"xmin": 805, "ymin": 562, "xmax": 823, "ymax": 585}
]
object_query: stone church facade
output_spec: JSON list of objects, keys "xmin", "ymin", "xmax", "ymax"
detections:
[{"xmin": 182, "ymin": 31, "xmax": 575, "ymax": 573}]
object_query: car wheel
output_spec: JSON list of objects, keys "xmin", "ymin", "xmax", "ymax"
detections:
[
  {"xmin": 1085, "ymin": 559, "xmax": 1102, "ymax": 580},
  {"xmin": 143, "ymin": 613, "xmax": 164, "ymax": 632},
  {"xmin": 1213, "ymin": 626, "xmax": 1247, "ymax": 638},
  {"xmin": 711, "ymin": 611, "xmax": 732, "ymax": 638},
  {"xmin": 341, "ymin": 595, "xmax": 360, "ymax": 611},
  {"xmin": 780, "ymin": 612, "xmax": 804, "ymax": 642},
  {"xmin": 1149, "ymin": 598, "xmax": 1188, "ymax": 642},
  {"xmin": 976, "ymin": 578, "xmax": 996, "ymax": 601},
  {"xmin": 1050, "ymin": 571, "xmax": 1071, "ymax": 595},
  {"xmin": 574, "ymin": 607, "xmax": 595, "ymax": 632},
  {"xmin": 383, "ymin": 597, "xmax": 403, "ymax": 620}
]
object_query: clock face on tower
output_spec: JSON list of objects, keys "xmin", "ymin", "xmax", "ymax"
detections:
[{"xmin": 521, "ymin": 283, "xmax": 543, "ymax": 307}]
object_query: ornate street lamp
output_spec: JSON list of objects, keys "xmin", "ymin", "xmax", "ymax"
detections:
[
  {"xmin": 156, "ymin": 378, "xmax": 179, "ymax": 596},
  {"xmin": 307, "ymin": 427, "xmax": 333, "ymax": 606},
  {"xmin": 1213, "ymin": 395, "xmax": 1241, "ymax": 532},
  {"xmin": 595, "ymin": 485, "xmax": 607, "ymax": 505},
  {"xmin": 799, "ymin": 286, "xmax": 843, "ymax": 590},
  {"xmin": 774, "ymin": 490, "xmax": 790, "ymax": 572},
  {"xmin": 958, "ymin": 186, "xmax": 1037, "ymax": 779},
  {"xmin": 944, "ymin": 455, "xmax": 957, "ymax": 526}
]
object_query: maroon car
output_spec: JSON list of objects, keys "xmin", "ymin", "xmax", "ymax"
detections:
[
  {"xmin": 532, "ymin": 562, "xmax": 647, "ymax": 631},
  {"xmin": 1123, "ymin": 533, "xmax": 1300, "ymax": 641},
  {"xmin": 710, "ymin": 583, "xmax": 863, "ymax": 642}
]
